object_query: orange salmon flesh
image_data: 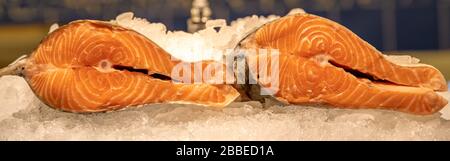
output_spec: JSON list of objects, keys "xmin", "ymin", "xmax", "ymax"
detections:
[
  {"xmin": 24, "ymin": 20, "xmax": 239, "ymax": 113},
  {"xmin": 240, "ymin": 14, "xmax": 448, "ymax": 115},
  {"xmin": 16, "ymin": 14, "xmax": 448, "ymax": 115}
]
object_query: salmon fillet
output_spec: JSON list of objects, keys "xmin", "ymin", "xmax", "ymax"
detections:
[
  {"xmin": 23, "ymin": 20, "xmax": 239, "ymax": 113},
  {"xmin": 239, "ymin": 14, "xmax": 448, "ymax": 115}
]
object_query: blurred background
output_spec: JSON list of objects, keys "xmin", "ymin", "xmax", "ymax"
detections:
[{"xmin": 0, "ymin": 0, "xmax": 449, "ymax": 80}]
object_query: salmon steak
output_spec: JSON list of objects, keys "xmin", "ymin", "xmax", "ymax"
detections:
[
  {"xmin": 0, "ymin": 13, "xmax": 448, "ymax": 115},
  {"xmin": 237, "ymin": 13, "xmax": 448, "ymax": 115},
  {"xmin": 3, "ymin": 20, "xmax": 239, "ymax": 113}
]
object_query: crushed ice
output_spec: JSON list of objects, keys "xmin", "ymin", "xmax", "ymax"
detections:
[
  {"xmin": 0, "ymin": 76, "xmax": 449, "ymax": 141},
  {"xmin": 111, "ymin": 11, "xmax": 281, "ymax": 62}
]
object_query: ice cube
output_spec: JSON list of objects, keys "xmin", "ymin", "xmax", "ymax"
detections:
[
  {"xmin": 116, "ymin": 12, "xmax": 134, "ymax": 24},
  {"xmin": 287, "ymin": 8, "xmax": 306, "ymax": 15},
  {"xmin": 48, "ymin": 23, "xmax": 59, "ymax": 34},
  {"xmin": 439, "ymin": 92, "xmax": 450, "ymax": 120},
  {"xmin": 205, "ymin": 19, "xmax": 227, "ymax": 29},
  {"xmin": 0, "ymin": 76, "xmax": 39, "ymax": 121}
]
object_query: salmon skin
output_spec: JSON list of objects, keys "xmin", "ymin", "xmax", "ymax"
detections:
[
  {"xmin": 20, "ymin": 20, "xmax": 239, "ymax": 113},
  {"xmin": 237, "ymin": 13, "xmax": 448, "ymax": 115}
]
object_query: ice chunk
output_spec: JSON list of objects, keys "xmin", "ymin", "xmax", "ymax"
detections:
[
  {"xmin": 116, "ymin": 12, "xmax": 134, "ymax": 23},
  {"xmin": 287, "ymin": 8, "xmax": 306, "ymax": 15},
  {"xmin": 439, "ymin": 91, "xmax": 450, "ymax": 120},
  {"xmin": 205, "ymin": 19, "xmax": 227, "ymax": 29},
  {"xmin": 48, "ymin": 23, "xmax": 59, "ymax": 34},
  {"xmin": 0, "ymin": 76, "xmax": 39, "ymax": 121}
]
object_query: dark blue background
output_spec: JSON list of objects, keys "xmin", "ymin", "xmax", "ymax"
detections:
[{"xmin": 0, "ymin": 0, "xmax": 448, "ymax": 51}]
